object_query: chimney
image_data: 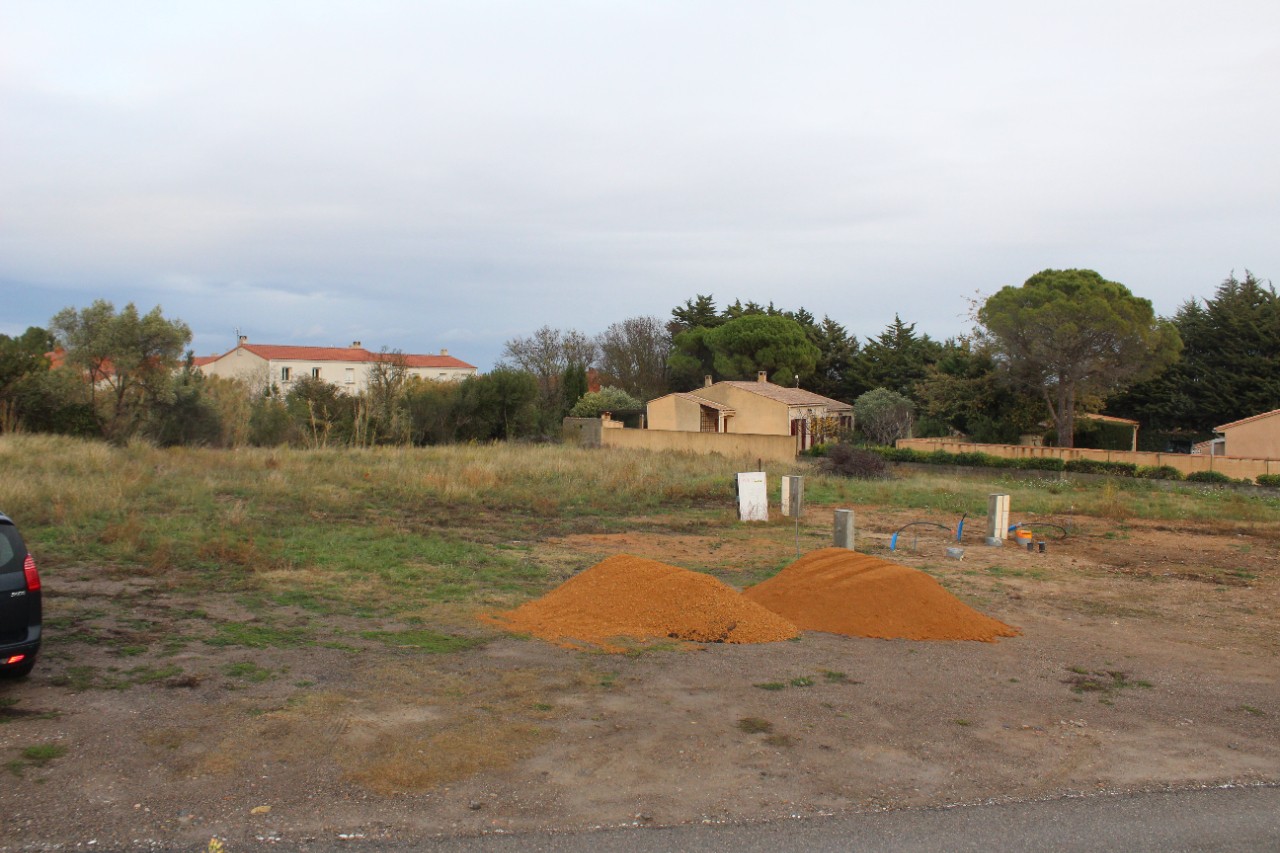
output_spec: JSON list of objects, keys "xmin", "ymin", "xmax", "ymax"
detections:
[
  {"xmin": 704, "ymin": 375, "xmax": 713, "ymax": 387},
  {"xmin": 351, "ymin": 341, "xmax": 362, "ymax": 348},
  {"xmin": 440, "ymin": 348, "xmax": 449, "ymax": 357},
  {"xmin": 757, "ymin": 371, "xmax": 768, "ymax": 383},
  {"xmin": 238, "ymin": 335, "xmax": 247, "ymax": 346}
]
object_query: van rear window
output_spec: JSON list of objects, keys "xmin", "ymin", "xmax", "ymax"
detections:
[{"xmin": 0, "ymin": 524, "xmax": 22, "ymax": 573}]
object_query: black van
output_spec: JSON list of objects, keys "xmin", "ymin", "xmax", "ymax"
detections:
[{"xmin": 0, "ymin": 512, "xmax": 41, "ymax": 678}]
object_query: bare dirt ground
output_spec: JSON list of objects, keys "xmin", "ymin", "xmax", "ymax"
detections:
[{"xmin": 2, "ymin": 506, "xmax": 1277, "ymax": 850}]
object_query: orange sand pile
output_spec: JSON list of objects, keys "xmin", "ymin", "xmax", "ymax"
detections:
[
  {"xmin": 744, "ymin": 548, "xmax": 1020, "ymax": 642},
  {"xmin": 482, "ymin": 554, "xmax": 799, "ymax": 652}
]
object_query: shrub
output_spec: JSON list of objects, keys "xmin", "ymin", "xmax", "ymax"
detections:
[
  {"xmin": 952, "ymin": 452, "xmax": 995, "ymax": 468},
  {"xmin": 1186, "ymin": 470, "xmax": 1232, "ymax": 484},
  {"xmin": 875, "ymin": 447, "xmax": 924, "ymax": 463},
  {"xmin": 1012, "ymin": 457, "xmax": 1065, "ymax": 472},
  {"xmin": 568, "ymin": 386, "xmax": 643, "ymax": 418},
  {"xmin": 1064, "ymin": 459, "xmax": 1137, "ymax": 477},
  {"xmin": 1135, "ymin": 465, "xmax": 1184, "ymax": 481},
  {"xmin": 1256, "ymin": 474, "xmax": 1280, "ymax": 488},
  {"xmin": 823, "ymin": 443, "xmax": 890, "ymax": 479},
  {"xmin": 926, "ymin": 449, "xmax": 959, "ymax": 466},
  {"xmin": 853, "ymin": 388, "xmax": 915, "ymax": 445}
]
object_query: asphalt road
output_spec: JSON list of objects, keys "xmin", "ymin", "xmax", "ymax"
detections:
[{"xmin": 278, "ymin": 785, "xmax": 1280, "ymax": 853}]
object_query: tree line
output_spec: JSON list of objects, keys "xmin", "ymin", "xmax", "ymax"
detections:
[{"xmin": 1, "ymin": 269, "xmax": 1273, "ymax": 449}]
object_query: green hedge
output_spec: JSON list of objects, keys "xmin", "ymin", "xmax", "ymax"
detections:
[
  {"xmin": 865, "ymin": 446, "xmax": 1064, "ymax": 472},
  {"xmin": 1135, "ymin": 465, "xmax": 1185, "ymax": 481},
  {"xmin": 1064, "ymin": 459, "xmax": 1137, "ymax": 477},
  {"xmin": 1186, "ymin": 470, "xmax": 1233, "ymax": 484},
  {"xmin": 867, "ymin": 446, "xmax": 1264, "ymax": 486}
]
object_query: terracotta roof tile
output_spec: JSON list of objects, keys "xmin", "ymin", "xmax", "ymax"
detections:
[
  {"xmin": 222, "ymin": 343, "xmax": 475, "ymax": 370},
  {"xmin": 394, "ymin": 353, "xmax": 477, "ymax": 370},
  {"xmin": 1215, "ymin": 407, "xmax": 1280, "ymax": 432},
  {"xmin": 672, "ymin": 392, "xmax": 735, "ymax": 412},
  {"xmin": 719, "ymin": 381, "xmax": 852, "ymax": 410}
]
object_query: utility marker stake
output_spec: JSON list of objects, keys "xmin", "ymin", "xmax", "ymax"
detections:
[
  {"xmin": 833, "ymin": 509, "xmax": 855, "ymax": 550},
  {"xmin": 783, "ymin": 476, "xmax": 804, "ymax": 557},
  {"xmin": 987, "ymin": 493, "xmax": 1011, "ymax": 543}
]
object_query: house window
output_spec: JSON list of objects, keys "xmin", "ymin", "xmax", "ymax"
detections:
[
  {"xmin": 281, "ymin": 366, "xmax": 291, "ymax": 382},
  {"xmin": 312, "ymin": 367, "xmax": 321, "ymax": 379},
  {"xmin": 699, "ymin": 406, "xmax": 720, "ymax": 433},
  {"xmin": 345, "ymin": 368, "xmax": 355, "ymax": 384}
]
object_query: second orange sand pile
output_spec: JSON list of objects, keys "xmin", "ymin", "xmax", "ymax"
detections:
[{"xmin": 744, "ymin": 548, "xmax": 1020, "ymax": 642}]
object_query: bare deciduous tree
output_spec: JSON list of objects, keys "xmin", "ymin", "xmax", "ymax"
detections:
[{"xmin": 596, "ymin": 316, "xmax": 671, "ymax": 402}]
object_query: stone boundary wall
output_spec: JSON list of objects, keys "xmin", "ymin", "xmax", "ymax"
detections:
[
  {"xmin": 896, "ymin": 438, "xmax": 1280, "ymax": 481},
  {"xmin": 603, "ymin": 428, "xmax": 798, "ymax": 465},
  {"xmin": 562, "ymin": 420, "xmax": 797, "ymax": 465}
]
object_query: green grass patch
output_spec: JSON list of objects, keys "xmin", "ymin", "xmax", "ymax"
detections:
[
  {"xmin": 985, "ymin": 565, "xmax": 1046, "ymax": 580},
  {"xmin": 48, "ymin": 665, "xmax": 100, "ymax": 692},
  {"xmin": 206, "ymin": 622, "xmax": 312, "ymax": 649},
  {"xmin": 21, "ymin": 744, "xmax": 67, "ymax": 765},
  {"xmin": 124, "ymin": 664, "xmax": 185, "ymax": 685},
  {"xmin": 223, "ymin": 662, "xmax": 274, "ymax": 683},
  {"xmin": 5, "ymin": 743, "xmax": 69, "ymax": 776}
]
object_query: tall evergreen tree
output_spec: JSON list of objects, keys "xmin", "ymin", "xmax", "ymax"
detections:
[
  {"xmin": 1110, "ymin": 271, "xmax": 1280, "ymax": 433},
  {"xmin": 849, "ymin": 315, "xmax": 942, "ymax": 401},
  {"xmin": 804, "ymin": 316, "xmax": 858, "ymax": 400}
]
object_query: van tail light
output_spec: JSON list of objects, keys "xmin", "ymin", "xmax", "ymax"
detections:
[
  {"xmin": 23, "ymin": 554, "xmax": 41, "ymax": 592},
  {"xmin": 3, "ymin": 654, "xmax": 27, "ymax": 665}
]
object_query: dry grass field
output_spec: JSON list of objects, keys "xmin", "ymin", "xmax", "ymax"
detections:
[{"xmin": 0, "ymin": 435, "xmax": 1277, "ymax": 848}]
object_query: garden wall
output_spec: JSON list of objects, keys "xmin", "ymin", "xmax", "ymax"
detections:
[
  {"xmin": 564, "ymin": 419, "xmax": 798, "ymax": 465},
  {"xmin": 896, "ymin": 438, "xmax": 1280, "ymax": 481}
]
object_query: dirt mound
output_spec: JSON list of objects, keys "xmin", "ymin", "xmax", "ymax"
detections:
[
  {"xmin": 482, "ymin": 554, "xmax": 800, "ymax": 652},
  {"xmin": 744, "ymin": 548, "xmax": 1020, "ymax": 642}
]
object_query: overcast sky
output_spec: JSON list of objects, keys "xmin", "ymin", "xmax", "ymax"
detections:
[{"xmin": 3, "ymin": 2, "xmax": 1277, "ymax": 370}]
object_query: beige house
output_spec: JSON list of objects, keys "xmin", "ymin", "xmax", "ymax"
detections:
[
  {"xmin": 1213, "ymin": 408, "xmax": 1280, "ymax": 459},
  {"xmin": 197, "ymin": 337, "xmax": 477, "ymax": 393},
  {"xmin": 647, "ymin": 372, "xmax": 852, "ymax": 450}
]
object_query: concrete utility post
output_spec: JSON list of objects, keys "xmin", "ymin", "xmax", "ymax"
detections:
[
  {"xmin": 833, "ymin": 509, "xmax": 855, "ymax": 550},
  {"xmin": 987, "ymin": 493, "xmax": 1010, "ymax": 545},
  {"xmin": 782, "ymin": 476, "xmax": 804, "ymax": 517},
  {"xmin": 782, "ymin": 476, "xmax": 804, "ymax": 556}
]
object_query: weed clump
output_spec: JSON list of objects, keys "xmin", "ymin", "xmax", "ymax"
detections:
[{"xmin": 823, "ymin": 444, "xmax": 889, "ymax": 479}]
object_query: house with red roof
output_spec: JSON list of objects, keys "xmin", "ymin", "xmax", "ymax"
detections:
[{"xmin": 197, "ymin": 336, "xmax": 476, "ymax": 392}]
